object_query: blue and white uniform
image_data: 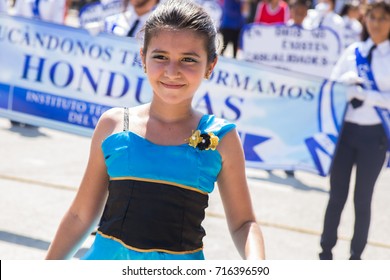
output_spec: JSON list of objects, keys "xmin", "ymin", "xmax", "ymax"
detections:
[{"xmin": 104, "ymin": 4, "xmax": 154, "ymax": 37}]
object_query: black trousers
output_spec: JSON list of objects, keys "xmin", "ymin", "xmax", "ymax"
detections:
[
  {"xmin": 320, "ymin": 122, "xmax": 387, "ymax": 259},
  {"xmin": 219, "ymin": 28, "xmax": 241, "ymax": 58}
]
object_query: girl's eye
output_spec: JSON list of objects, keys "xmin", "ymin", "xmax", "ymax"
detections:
[
  {"xmin": 182, "ymin": 57, "xmax": 197, "ymax": 63},
  {"xmin": 152, "ymin": 55, "xmax": 167, "ymax": 60}
]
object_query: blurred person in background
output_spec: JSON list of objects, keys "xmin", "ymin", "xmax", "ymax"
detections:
[
  {"xmin": 287, "ymin": 0, "xmax": 311, "ymax": 26},
  {"xmin": 104, "ymin": 0, "xmax": 159, "ymax": 37},
  {"xmin": 219, "ymin": 0, "xmax": 250, "ymax": 58},
  {"xmin": 319, "ymin": 0, "xmax": 390, "ymax": 260},
  {"xmin": 303, "ymin": 0, "xmax": 345, "ymax": 49},
  {"xmin": 340, "ymin": 0, "xmax": 363, "ymax": 48},
  {"xmin": 13, "ymin": 0, "xmax": 70, "ymax": 24},
  {"xmin": 246, "ymin": 0, "xmax": 262, "ymax": 22},
  {"xmin": 253, "ymin": 0, "xmax": 290, "ymax": 24}
]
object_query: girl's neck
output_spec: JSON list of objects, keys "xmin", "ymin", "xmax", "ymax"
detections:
[
  {"xmin": 269, "ymin": 1, "xmax": 279, "ymax": 10},
  {"xmin": 371, "ymin": 37, "xmax": 388, "ymax": 46},
  {"xmin": 148, "ymin": 102, "xmax": 196, "ymax": 124}
]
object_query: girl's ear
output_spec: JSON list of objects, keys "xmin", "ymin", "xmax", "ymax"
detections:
[
  {"xmin": 210, "ymin": 56, "xmax": 218, "ymax": 72},
  {"xmin": 205, "ymin": 56, "xmax": 218, "ymax": 79},
  {"xmin": 140, "ymin": 48, "xmax": 145, "ymax": 64},
  {"xmin": 140, "ymin": 48, "xmax": 147, "ymax": 73}
]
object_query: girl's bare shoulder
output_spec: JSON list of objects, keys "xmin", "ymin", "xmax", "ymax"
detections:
[{"xmin": 93, "ymin": 107, "xmax": 126, "ymax": 141}]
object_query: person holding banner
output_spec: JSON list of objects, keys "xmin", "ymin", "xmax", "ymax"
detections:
[
  {"xmin": 319, "ymin": 0, "xmax": 390, "ymax": 260},
  {"xmin": 287, "ymin": 0, "xmax": 310, "ymax": 27},
  {"xmin": 339, "ymin": 0, "xmax": 363, "ymax": 49},
  {"xmin": 45, "ymin": 0, "xmax": 265, "ymax": 260},
  {"xmin": 303, "ymin": 0, "xmax": 345, "ymax": 50}
]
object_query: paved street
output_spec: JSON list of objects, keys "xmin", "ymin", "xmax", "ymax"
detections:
[{"xmin": 0, "ymin": 117, "xmax": 390, "ymax": 260}]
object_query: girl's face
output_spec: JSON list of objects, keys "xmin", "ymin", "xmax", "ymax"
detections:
[
  {"xmin": 142, "ymin": 29, "xmax": 216, "ymax": 106},
  {"xmin": 366, "ymin": 7, "xmax": 390, "ymax": 44}
]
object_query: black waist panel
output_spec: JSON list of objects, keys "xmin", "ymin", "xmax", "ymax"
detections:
[{"xmin": 98, "ymin": 179, "xmax": 209, "ymax": 253}]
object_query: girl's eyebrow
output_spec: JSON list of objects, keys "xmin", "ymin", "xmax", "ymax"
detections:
[{"xmin": 150, "ymin": 49, "xmax": 201, "ymax": 57}]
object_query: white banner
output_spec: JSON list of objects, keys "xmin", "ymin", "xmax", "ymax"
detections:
[
  {"xmin": 240, "ymin": 24, "xmax": 343, "ymax": 79},
  {"xmin": 0, "ymin": 15, "xmax": 348, "ymax": 176}
]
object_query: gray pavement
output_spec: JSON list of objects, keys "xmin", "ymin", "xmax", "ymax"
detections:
[{"xmin": 0, "ymin": 117, "xmax": 390, "ymax": 260}]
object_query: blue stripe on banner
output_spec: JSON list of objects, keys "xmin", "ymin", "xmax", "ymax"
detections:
[
  {"xmin": 0, "ymin": 83, "xmax": 10, "ymax": 109},
  {"xmin": 12, "ymin": 86, "xmax": 112, "ymax": 129},
  {"xmin": 242, "ymin": 132, "xmax": 270, "ymax": 162},
  {"xmin": 317, "ymin": 80, "xmax": 326, "ymax": 133},
  {"xmin": 330, "ymin": 82, "xmax": 342, "ymax": 133},
  {"xmin": 304, "ymin": 133, "xmax": 337, "ymax": 176}
]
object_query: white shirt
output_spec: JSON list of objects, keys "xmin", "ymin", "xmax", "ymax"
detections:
[
  {"xmin": 104, "ymin": 5, "xmax": 154, "ymax": 37},
  {"xmin": 331, "ymin": 39, "xmax": 390, "ymax": 125},
  {"xmin": 13, "ymin": 0, "xmax": 67, "ymax": 24},
  {"xmin": 303, "ymin": 9, "xmax": 345, "ymax": 50},
  {"xmin": 342, "ymin": 15, "xmax": 362, "ymax": 49}
]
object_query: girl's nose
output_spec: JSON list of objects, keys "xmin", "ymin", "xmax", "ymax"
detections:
[{"xmin": 164, "ymin": 62, "xmax": 180, "ymax": 78}]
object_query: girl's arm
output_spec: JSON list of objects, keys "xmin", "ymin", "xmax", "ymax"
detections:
[
  {"xmin": 45, "ymin": 112, "xmax": 117, "ymax": 259},
  {"xmin": 217, "ymin": 129, "xmax": 265, "ymax": 260}
]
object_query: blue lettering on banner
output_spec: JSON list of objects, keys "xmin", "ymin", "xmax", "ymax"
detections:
[
  {"xmin": 0, "ymin": 83, "xmax": 10, "ymax": 109},
  {"xmin": 240, "ymin": 24, "xmax": 341, "ymax": 78},
  {"xmin": 194, "ymin": 92, "xmax": 213, "ymax": 115},
  {"xmin": 12, "ymin": 87, "xmax": 111, "ymax": 128},
  {"xmin": 20, "ymin": 54, "xmax": 146, "ymax": 99}
]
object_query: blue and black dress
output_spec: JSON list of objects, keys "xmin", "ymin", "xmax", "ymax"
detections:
[{"xmin": 82, "ymin": 110, "xmax": 236, "ymax": 260}]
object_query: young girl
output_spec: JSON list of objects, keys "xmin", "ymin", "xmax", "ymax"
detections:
[
  {"xmin": 319, "ymin": 0, "xmax": 390, "ymax": 260},
  {"xmin": 45, "ymin": 0, "xmax": 265, "ymax": 260},
  {"xmin": 339, "ymin": 0, "xmax": 363, "ymax": 49}
]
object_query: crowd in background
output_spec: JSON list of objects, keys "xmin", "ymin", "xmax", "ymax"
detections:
[
  {"xmin": 219, "ymin": 0, "xmax": 368, "ymax": 57},
  {"xmin": 0, "ymin": 0, "xmax": 374, "ymax": 56}
]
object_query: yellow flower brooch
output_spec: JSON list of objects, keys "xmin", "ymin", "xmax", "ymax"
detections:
[{"xmin": 187, "ymin": 130, "xmax": 219, "ymax": 151}]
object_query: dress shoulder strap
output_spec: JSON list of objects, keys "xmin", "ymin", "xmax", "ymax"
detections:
[
  {"xmin": 199, "ymin": 115, "xmax": 236, "ymax": 141},
  {"xmin": 123, "ymin": 107, "xmax": 129, "ymax": 131}
]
